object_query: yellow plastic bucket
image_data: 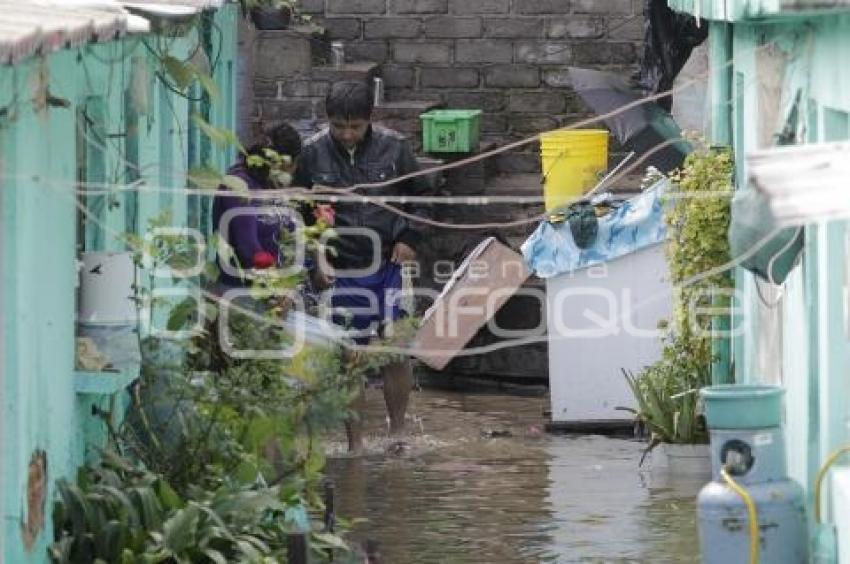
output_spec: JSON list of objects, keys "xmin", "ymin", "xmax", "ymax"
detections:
[{"xmin": 540, "ymin": 129, "xmax": 609, "ymax": 211}]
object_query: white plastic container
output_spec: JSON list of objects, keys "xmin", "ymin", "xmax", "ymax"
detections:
[
  {"xmin": 547, "ymin": 244, "xmax": 672, "ymax": 427},
  {"xmin": 77, "ymin": 251, "xmax": 140, "ymax": 375},
  {"xmin": 78, "ymin": 251, "xmax": 137, "ymax": 325}
]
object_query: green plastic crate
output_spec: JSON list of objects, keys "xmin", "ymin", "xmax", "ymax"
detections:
[{"xmin": 420, "ymin": 109, "xmax": 482, "ymax": 153}]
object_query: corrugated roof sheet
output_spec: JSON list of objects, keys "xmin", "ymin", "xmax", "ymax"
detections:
[
  {"xmin": 0, "ymin": 0, "xmax": 227, "ymax": 66},
  {"xmin": 782, "ymin": 0, "xmax": 850, "ymax": 9},
  {"xmin": 124, "ymin": 0, "xmax": 225, "ymax": 8},
  {"xmin": 0, "ymin": 1, "xmax": 128, "ymax": 64}
]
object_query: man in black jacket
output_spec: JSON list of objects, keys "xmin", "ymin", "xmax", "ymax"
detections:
[{"xmin": 295, "ymin": 81, "xmax": 430, "ymax": 451}]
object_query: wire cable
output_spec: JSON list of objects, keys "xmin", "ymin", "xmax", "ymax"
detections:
[
  {"xmin": 814, "ymin": 445, "xmax": 850, "ymax": 524},
  {"xmin": 53, "ymin": 167, "xmax": 782, "ymax": 359},
  {"xmin": 721, "ymin": 466, "xmax": 760, "ymax": 564}
]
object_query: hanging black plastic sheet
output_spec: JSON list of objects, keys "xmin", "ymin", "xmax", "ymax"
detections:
[
  {"xmin": 637, "ymin": 0, "xmax": 708, "ymax": 112},
  {"xmin": 570, "ymin": 67, "xmax": 691, "ymax": 173}
]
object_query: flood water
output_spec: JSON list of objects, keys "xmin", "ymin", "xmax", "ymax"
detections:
[{"xmin": 325, "ymin": 388, "xmax": 704, "ymax": 563}]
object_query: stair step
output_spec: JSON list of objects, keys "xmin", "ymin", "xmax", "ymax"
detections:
[
  {"xmin": 311, "ymin": 62, "xmax": 380, "ymax": 83},
  {"xmin": 487, "ymin": 173, "xmax": 544, "ymax": 196},
  {"xmin": 257, "ymin": 97, "xmax": 323, "ymax": 122},
  {"xmin": 255, "ymin": 30, "xmax": 312, "ymax": 80},
  {"xmin": 374, "ymin": 100, "xmax": 442, "ymax": 120},
  {"xmin": 415, "ymin": 157, "xmax": 444, "ymax": 192}
]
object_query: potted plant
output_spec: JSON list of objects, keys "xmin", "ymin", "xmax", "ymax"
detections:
[
  {"xmin": 622, "ymin": 339, "xmax": 711, "ymax": 476},
  {"xmin": 624, "ymin": 148, "xmax": 734, "ymax": 476},
  {"xmin": 240, "ymin": 0, "xmax": 297, "ymax": 30}
]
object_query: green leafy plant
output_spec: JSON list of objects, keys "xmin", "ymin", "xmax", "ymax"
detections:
[
  {"xmin": 625, "ymin": 148, "xmax": 733, "ymax": 455},
  {"xmin": 49, "ymin": 452, "xmax": 316, "ymax": 563},
  {"xmin": 161, "ymin": 56, "xmax": 220, "ymax": 104},
  {"xmin": 623, "ymin": 335, "xmax": 711, "ymax": 459},
  {"xmin": 115, "ymin": 210, "xmax": 410, "ymax": 557},
  {"xmin": 665, "ymin": 147, "xmax": 734, "ymax": 338},
  {"xmin": 93, "ymin": 84, "xmax": 423, "ymax": 559}
]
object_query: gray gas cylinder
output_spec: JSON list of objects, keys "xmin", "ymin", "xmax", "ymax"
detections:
[
  {"xmin": 698, "ymin": 386, "xmax": 809, "ymax": 564},
  {"xmin": 698, "ymin": 475, "xmax": 807, "ymax": 563}
]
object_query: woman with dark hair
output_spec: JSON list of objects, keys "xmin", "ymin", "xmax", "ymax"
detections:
[{"xmin": 212, "ymin": 122, "xmax": 303, "ymax": 288}]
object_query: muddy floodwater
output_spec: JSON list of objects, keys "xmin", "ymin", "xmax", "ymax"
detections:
[{"xmin": 325, "ymin": 388, "xmax": 703, "ymax": 563}]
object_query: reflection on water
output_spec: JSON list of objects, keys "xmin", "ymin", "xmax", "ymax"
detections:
[{"xmin": 325, "ymin": 389, "xmax": 702, "ymax": 563}]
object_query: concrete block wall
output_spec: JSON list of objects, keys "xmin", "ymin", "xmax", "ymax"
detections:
[{"xmin": 301, "ymin": 0, "xmax": 644, "ymax": 170}]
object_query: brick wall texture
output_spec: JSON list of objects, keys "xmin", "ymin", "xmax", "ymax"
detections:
[{"xmin": 304, "ymin": 0, "xmax": 644, "ymax": 147}]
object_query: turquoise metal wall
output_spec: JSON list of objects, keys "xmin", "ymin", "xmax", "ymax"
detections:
[
  {"xmin": 1, "ymin": 6, "xmax": 239, "ymax": 561},
  {"xmin": 1, "ymin": 53, "xmax": 80, "ymax": 563},
  {"xmin": 725, "ymin": 15, "xmax": 850, "ymax": 500},
  {"xmin": 683, "ymin": 4, "xmax": 850, "ymax": 557}
]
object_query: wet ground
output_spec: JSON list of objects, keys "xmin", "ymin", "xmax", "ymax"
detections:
[{"xmin": 325, "ymin": 387, "xmax": 704, "ymax": 564}]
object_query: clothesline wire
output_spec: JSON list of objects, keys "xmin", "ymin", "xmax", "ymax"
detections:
[
  {"xmin": 60, "ymin": 171, "xmax": 785, "ymax": 358},
  {"xmin": 10, "ymin": 39, "xmax": 790, "ymax": 355},
  {"xmin": 13, "ymin": 169, "xmax": 736, "ymax": 205},
  {"xmin": 8, "ymin": 136, "xmax": 710, "ymax": 232}
]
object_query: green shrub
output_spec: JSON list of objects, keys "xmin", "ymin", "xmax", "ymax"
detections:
[{"xmin": 625, "ymin": 148, "xmax": 733, "ymax": 455}]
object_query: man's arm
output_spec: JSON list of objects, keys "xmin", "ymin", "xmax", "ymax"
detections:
[
  {"xmin": 293, "ymin": 144, "xmax": 318, "ymax": 226},
  {"xmin": 293, "ymin": 144, "xmax": 315, "ymax": 190}
]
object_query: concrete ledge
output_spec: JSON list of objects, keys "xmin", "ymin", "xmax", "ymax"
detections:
[
  {"xmin": 74, "ymin": 369, "xmax": 138, "ymax": 396},
  {"xmin": 545, "ymin": 419, "xmax": 635, "ymax": 436}
]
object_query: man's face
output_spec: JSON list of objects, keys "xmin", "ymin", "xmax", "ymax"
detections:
[{"xmin": 329, "ymin": 117, "xmax": 370, "ymax": 150}]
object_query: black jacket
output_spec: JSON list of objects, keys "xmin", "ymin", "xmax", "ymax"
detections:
[{"xmin": 295, "ymin": 125, "xmax": 430, "ymax": 270}]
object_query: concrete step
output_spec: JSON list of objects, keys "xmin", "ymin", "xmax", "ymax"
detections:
[
  {"xmin": 254, "ymin": 30, "xmax": 313, "ymax": 81},
  {"xmin": 374, "ymin": 100, "xmax": 442, "ymax": 121},
  {"xmin": 255, "ymin": 63, "xmax": 379, "ymax": 102},
  {"xmin": 487, "ymin": 173, "xmax": 544, "ymax": 196},
  {"xmin": 424, "ymin": 140, "xmax": 498, "ymax": 196},
  {"xmin": 256, "ymin": 97, "xmax": 323, "ymax": 122},
  {"xmin": 374, "ymin": 100, "xmax": 442, "ymax": 151},
  {"xmin": 311, "ymin": 62, "xmax": 380, "ymax": 83},
  {"xmin": 488, "ymin": 167, "xmax": 644, "ymax": 196},
  {"xmin": 474, "ymin": 135, "xmax": 542, "ymax": 175},
  {"xmin": 416, "ymin": 156, "xmax": 445, "ymax": 192}
]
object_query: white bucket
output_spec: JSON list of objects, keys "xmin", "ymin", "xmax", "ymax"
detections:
[{"xmin": 78, "ymin": 251, "xmax": 138, "ymax": 325}]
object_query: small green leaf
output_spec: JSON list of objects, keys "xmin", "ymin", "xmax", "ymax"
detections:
[
  {"xmin": 129, "ymin": 487, "xmax": 164, "ymax": 531},
  {"xmin": 203, "ymin": 262, "xmax": 220, "ymax": 282},
  {"xmin": 161, "ymin": 55, "xmax": 194, "ymax": 91},
  {"xmin": 312, "ymin": 532, "xmax": 350, "ymax": 551},
  {"xmin": 222, "ymin": 174, "xmax": 250, "ymax": 194},
  {"xmin": 162, "ymin": 504, "xmax": 200, "ymax": 553},
  {"xmin": 57, "ymin": 480, "xmax": 92, "ymax": 539},
  {"xmin": 191, "ymin": 114, "xmax": 245, "ymax": 154},
  {"xmin": 195, "ymin": 71, "xmax": 221, "ymax": 104},
  {"xmin": 188, "ymin": 166, "xmax": 223, "ymax": 190},
  {"xmin": 202, "ymin": 549, "xmax": 228, "ymax": 564},
  {"xmin": 167, "ymin": 297, "xmax": 198, "ymax": 332},
  {"xmin": 154, "ymin": 479, "xmax": 183, "ymax": 511}
]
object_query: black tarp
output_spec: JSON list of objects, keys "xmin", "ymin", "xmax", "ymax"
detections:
[
  {"xmin": 569, "ymin": 67, "xmax": 691, "ymax": 173},
  {"xmin": 637, "ymin": 0, "xmax": 708, "ymax": 112}
]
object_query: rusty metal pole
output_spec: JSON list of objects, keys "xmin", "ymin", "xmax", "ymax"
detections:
[
  {"xmin": 324, "ymin": 480, "xmax": 336, "ymax": 533},
  {"xmin": 287, "ymin": 533, "xmax": 308, "ymax": 564}
]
